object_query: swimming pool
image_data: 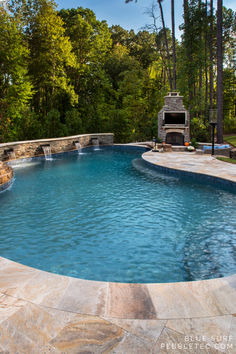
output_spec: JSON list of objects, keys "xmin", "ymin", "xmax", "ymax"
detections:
[{"xmin": 0, "ymin": 146, "xmax": 235, "ymax": 283}]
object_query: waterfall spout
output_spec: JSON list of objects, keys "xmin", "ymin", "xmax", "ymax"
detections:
[
  {"xmin": 4, "ymin": 148, "xmax": 16, "ymax": 160},
  {"xmin": 42, "ymin": 145, "xmax": 52, "ymax": 160},
  {"xmin": 92, "ymin": 138, "xmax": 100, "ymax": 150},
  {"xmin": 74, "ymin": 141, "xmax": 81, "ymax": 153}
]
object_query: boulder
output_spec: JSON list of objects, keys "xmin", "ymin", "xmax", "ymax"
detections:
[{"xmin": 0, "ymin": 162, "xmax": 13, "ymax": 186}]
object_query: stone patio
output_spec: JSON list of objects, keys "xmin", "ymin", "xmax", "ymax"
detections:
[
  {"xmin": 142, "ymin": 151, "xmax": 236, "ymax": 185},
  {"xmin": 0, "ymin": 149, "xmax": 235, "ymax": 353},
  {"xmin": 0, "ymin": 257, "xmax": 235, "ymax": 353}
]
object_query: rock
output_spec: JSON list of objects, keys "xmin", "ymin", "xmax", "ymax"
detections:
[{"xmin": 0, "ymin": 162, "xmax": 13, "ymax": 187}]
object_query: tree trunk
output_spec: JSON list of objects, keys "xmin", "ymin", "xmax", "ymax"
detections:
[
  {"xmin": 216, "ymin": 0, "xmax": 223, "ymax": 143},
  {"xmin": 198, "ymin": 0, "xmax": 202, "ymax": 116},
  {"xmin": 204, "ymin": 0, "xmax": 208, "ymax": 124},
  {"xmin": 209, "ymin": 0, "xmax": 214, "ymax": 110},
  {"xmin": 157, "ymin": 0, "xmax": 172, "ymax": 90},
  {"xmin": 171, "ymin": 0, "xmax": 176, "ymax": 90},
  {"xmin": 159, "ymin": 49, "xmax": 168, "ymax": 86},
  {"xmin": 183, "ymin": 0, "xmax": 193, "ymax": 116}
]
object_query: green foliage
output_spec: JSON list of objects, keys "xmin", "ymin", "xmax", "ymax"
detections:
[
  {"xmin": 44, "ymin": 109, "xmax": 65, "ymax": 138},
  {"xmin": 223, "ymin": 68, "xmax": 236, "ymax": 133},
  {"xmin": 28, "ymin": 1, "xmax": 77, "ymax": 114},
  {"xmin": 224, "ymin": 135, "xmax": 236, "ymax": 147},
  {"xmin": 64, "ymin": 109, "xmax": 82, "ymax": 136},
  {"xmin": 216, "ymin": 156, "xmax": 236, "ymax": 164},
  {"xmin": 14, "ymin": 110, "xmax": 44, "ymax": 141},
  {"xmin": 0, "ymin": 6, "xmax": 33, "ymax": 142},
  {"xmin": 190, "ymin": 138, "xmax": 198, "ymax": 148},
  {"xmin": 190, "ymin": 117, "xmax": 210, "ymax": 142},
  {"xmin": 1, "ymin": 0, "xmax": 235, "ymax": 144}
]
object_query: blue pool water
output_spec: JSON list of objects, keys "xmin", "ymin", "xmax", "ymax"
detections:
[{"xmin": 0, "ymin": 146, "xmax": 235, "ymax": 283}]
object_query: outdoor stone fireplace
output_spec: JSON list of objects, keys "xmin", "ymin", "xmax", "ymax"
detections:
[{"xmin": 158, "ymin": 92, "xmax": 190, "ymax": 145}]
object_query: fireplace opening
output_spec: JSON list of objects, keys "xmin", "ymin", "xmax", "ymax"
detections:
[
  {"xmin": 164, "ymin": 112, "xmax": 186, "ymax": 125},
  {"xmin": 166, "ymin": 132, "xmax": 184, "ymax": 146}
]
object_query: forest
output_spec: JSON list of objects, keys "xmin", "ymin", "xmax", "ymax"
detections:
[{"xmin": 0, "ymin": 0, "xmax": 235, "ymax": 143}]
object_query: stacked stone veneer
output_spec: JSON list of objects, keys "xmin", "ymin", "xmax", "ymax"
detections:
[
  {"xmin": 0, "ymin": 162, "xmax": 13, "ymax": 190},
  {"xmin": 158, "ymin": 92, "xmax": 190, "ymax": 144},
  {"xmin": 230, "ymin": 148, "xmax": 236, "ymax": 159},
  {"xmin": 0, "ymin": 133, "xmax": 114, "ymax": 162}
]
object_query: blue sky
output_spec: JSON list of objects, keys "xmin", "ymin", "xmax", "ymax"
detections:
[{"xmin": 56, "ymin": 0, "xmax": 235, "ymax": 39}]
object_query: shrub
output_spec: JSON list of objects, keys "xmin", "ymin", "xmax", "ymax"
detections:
[{"xmin": 190, "ymin": 117, "xmax": 210, "ymax": 142}]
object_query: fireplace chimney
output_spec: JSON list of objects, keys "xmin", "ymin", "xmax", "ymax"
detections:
[{"xmin": 158, "ymin": 92, "xmax": 190, "ymax": 145}]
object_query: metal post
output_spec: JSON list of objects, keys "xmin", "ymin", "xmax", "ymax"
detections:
[
  {"xmin": 211, "ymin": 124, "xmax": 215, "ymax": 156},
  {"xmin": 209, "ymin": 109, "xmax": 217, "ymax": 156}
]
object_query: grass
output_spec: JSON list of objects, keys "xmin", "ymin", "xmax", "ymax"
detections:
[
  {"xmin": 224, "ymin": 135, "xmax": 236, "ymax": 147},
  {"xmin": 216, "ymin": 156, "xmax": 236, "ymax": 164}
]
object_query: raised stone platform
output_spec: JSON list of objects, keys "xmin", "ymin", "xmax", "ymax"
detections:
[
  {"xmin": 0, "ymin": 133, "xmax": 114, "ymax": 161},
  {"xmin": 142, "ymin": 151, "xmax": 236, "ymax": 189}
]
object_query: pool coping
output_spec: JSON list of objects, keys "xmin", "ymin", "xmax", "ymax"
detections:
[
  {"xmin": 0, "ymin": 179, "xmax": 13, "ymax": 193},
  {"xmin": 142, "ymin": 150, "xmax": 236, "ymax": 190},
  {"xmin": 0, "ymin": 145, "xmax": 236, "ymax": 351}
]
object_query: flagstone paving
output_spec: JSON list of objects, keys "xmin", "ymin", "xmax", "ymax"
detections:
[
  {"xmin": 142, "ymin": 151, "xmax": 236, "ymax": 184},
  {"xmin": 0, "ymin": 150, "xmax": 236, "ymax": 353},
  {"xmin": 0, "ymin": 257, "xmax": 235, "ymax": 353}
]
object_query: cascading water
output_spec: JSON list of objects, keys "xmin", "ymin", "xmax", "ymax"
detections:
[
  {"xmin": 42, "ymin": 145, "xmax": 52, "ymax": 160},
  {"xmin": 75, "ymin": 142, "xmax": 81, "ymax": 153},
  {"xmin": 92, "ymin": 138, "xmax": 100, "ymax": 150}
]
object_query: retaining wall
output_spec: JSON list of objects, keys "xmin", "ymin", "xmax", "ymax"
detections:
[{"xmin": 0, "ymin": 133, "xmax": 114, "ymax": 161}]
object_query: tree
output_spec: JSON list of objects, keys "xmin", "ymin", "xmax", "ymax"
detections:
[
  {"xmin": 209, "ymin": 0, "xmax": 214, "ymax": 110},
  {"xmin": 171, "ymin": 0, "xmax": 176, "ymax": 90},
  {"xmin": 28, "ymin": 1, "xmax": 77, "ymax": 118},
  {"xmin": 59, "ymin": 7, "xmax": 112, "ymax": 133},
  {"xmin": 217, "ymin": 0, "xmax": 223, "ymax": 143},
  {"xmin": 1, "ymin": 0, "xmax": 234, "ymax": 143},
  {"xmin": 0, "ymin": 6, "xmax": 33, "ymax": 142},
  {"xmin": 125, "ymin": 0, "xmax": 173, "ymax": 89},
  {"xmin": 157, "ymin": 0, "xmax": 173, "ymax": 90},
  {"xmin": 109, "ymin": 25, "xmax": 130, "ymax": 48}
]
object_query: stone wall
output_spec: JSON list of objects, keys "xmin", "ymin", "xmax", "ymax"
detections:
[
  {"xmin": 0, "ymin": 133, "xmax": 114, "ymax": 162},
  {"xmin": 197, "ymin": 143, "xmax": 231, "ymax": 157},
  {"xmin": 230, "ymin": 148, "xmax": 236, "ymax": 159},
  {"xmin": 0, "ymin": 162, "xmax": 13, "ymax": 190}
]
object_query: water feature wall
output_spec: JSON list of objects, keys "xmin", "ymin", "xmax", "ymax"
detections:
[{"xmin": 0, "ymin": 133, "xmax": 114, "ymax": 161}]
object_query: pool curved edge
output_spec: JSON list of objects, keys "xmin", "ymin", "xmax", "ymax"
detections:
[
  {"xmin": 142, "ymin": 150, "xmax": 236, "ymax": 192},
  {"xmin": 0, "ymin": 179, "xmax": 13, "ymax": 193},
  {"xmin": 1, "ymin": 146, "xmax": 236, "ymax": 350},
  {"xmin": 0, "ymin": 255, "xmax": 236, "ymax": 321},
  {"xmin": 0, "ymin": 163, "xmax": 14, "ymax": 193}
]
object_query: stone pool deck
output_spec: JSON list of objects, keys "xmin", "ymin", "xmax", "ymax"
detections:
[
  {"xmin": 0, "ymin": 150, "xmax": 236, "ymax": 353},
  {"xmin": 142, "ymin": 151, "xmax": 236, "ymax": 185},
  {"xmin": 0, "ymin": 257, "xmax": 235, "ymax": 353}
]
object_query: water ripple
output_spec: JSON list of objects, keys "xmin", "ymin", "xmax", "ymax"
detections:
[{"xmin": 0, "ymin": 149, "xmax": 235, "ymax": 283}]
